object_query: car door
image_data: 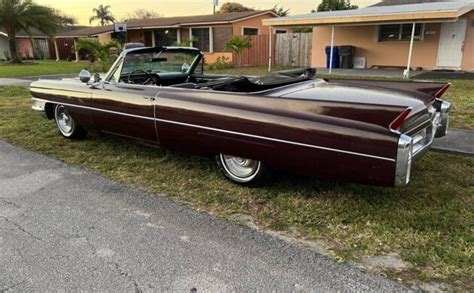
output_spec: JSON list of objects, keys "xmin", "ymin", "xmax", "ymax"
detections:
[{"xmin": 91, "ymin": 82, "xmax": 160, "ymax": 144}]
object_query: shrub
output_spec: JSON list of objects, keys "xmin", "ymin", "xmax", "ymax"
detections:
[
  {"xmin": 224, "ymin": 36, "xmax": 252, "ymax": 67},
  {"xmin": 206, "ymin": 56, "xmax": 234, "ymax": 70},
  {"xmin": 75, "ymin": 38, "xmax": 121, "ymax": 73}
]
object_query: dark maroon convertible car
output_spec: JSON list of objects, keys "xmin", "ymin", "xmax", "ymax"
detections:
[{"xmin": 31, "ymin": 46, "xmax": 451, "ymax": 187}]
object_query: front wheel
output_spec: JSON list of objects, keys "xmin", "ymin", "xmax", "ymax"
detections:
[
  {"xmin": 54, "ymin": 104, "xmax": 86, "ymax": 139},
  {"xmin": 216, "ymin": 154, "xmax": 269, "ymax": 186}
]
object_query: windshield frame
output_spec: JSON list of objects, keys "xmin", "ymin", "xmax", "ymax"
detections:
[{"xmin": 105, "ymin": 46, "xmax": 203, "ymax": 83}]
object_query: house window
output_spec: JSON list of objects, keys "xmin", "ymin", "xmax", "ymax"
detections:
[
  {"xmin": 191, "ymin": 28, "xmax": 210, "ymax": 52},
  {"xmin": 379, "ymin": 24, "xmax": 423, "ymax": 41},
  {"xmin": 154, "ymin": 29, "xmax": 178, "ymax": 47},
  {"xmin": 242, "ymin": 27, "xmax": 259, "ymax": 36}
]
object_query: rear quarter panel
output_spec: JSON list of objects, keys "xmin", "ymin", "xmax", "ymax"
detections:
[{"xmin": 155, "ymin": 87, "xmax": 400, "ymax": 186}]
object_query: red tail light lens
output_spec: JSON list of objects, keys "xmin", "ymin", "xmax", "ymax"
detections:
[
  {"xmin": 435, "ymin": 83, "xmax": 451, "ymax": 99},
  {"xmin": 390, "ymin": 108, "xmax": 412, "ymax": 132}
]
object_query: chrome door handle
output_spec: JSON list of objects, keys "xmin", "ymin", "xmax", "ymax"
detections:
[{"xmin": 143, "ymin": 96, "xmax": 155, "ymax": 101}]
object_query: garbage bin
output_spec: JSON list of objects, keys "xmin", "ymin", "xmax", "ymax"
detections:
[
  {"xmin": 325, "ymin": 46, "xmax": 339, "ymax": 69},
  {"xmin": 339, "ymin": 45, "xmax": 355, "ymax": 69}
]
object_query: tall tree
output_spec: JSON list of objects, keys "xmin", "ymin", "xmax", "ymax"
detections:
[
  {"xmin": 218, "ymin": 2, "xmax": 254, "ymax": 13},
  {"xmin": 0, "ymin": 0, "xmax": 63, "ymax": 63},
  {"xmin": 122, "ymin": 9, "xmax": 160, "ymax": 22},
  {"xmin": 57, "ymin": 14, "xmax": 77, "ymax": 26},
  {"xmin": 313, "ymin": 0, "xmax": 358, "ymax": 12},
  {"xmin": 89, "ymin": 4, "xmax": 116, "ymax": 26},
  {"xmin": 272, "ymin": 4, "xmax": 290, "ymax": 17}
]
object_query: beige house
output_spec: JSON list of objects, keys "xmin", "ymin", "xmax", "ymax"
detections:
[
  {"xmin": 264, "ymin": 0, "xmax": 474, "ymax": 73},
  {"xmin": 54, "ymin": 10, "xmax": 277, "ymax": 63}
]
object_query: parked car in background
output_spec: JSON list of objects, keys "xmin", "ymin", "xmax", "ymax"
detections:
[
  {"xmin": 123, "ymin": 42, "xmax": 145, "ymax": 50},
  {"xmin": 30, "ymin": 46, "xmax": 451, "ymax": 187}
]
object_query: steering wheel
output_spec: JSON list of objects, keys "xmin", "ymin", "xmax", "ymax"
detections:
[{"xmin": 127, "ymin": 70, "xmax": 160, "ymax": 85}]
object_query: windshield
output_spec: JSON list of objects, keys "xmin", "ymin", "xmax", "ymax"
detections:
[{"xmin": 121, "ymin": 50, "xmax": 200, "ymax": 76}]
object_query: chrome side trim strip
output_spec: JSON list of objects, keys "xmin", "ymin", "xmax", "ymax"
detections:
[
  {"xmin": 154, "ymin": 118, "xmax": 395, "ymax": 162},
  {"xmin": 32, "ymin": 97, "xmax": 396, "ymax": 162},
  {"xmin": 32, "ymin": 98, "xmax": 155, "ymax": 121}
]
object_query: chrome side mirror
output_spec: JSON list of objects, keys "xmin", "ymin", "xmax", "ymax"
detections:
[{"xmin": 79, "ymin": 69, "xmax": 91, "ymax": 83}]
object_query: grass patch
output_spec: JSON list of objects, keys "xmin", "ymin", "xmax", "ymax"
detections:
[
  {"xmin": 0, "ymin": 60, "xmax": 88, "ymax": 78},
  {"xmin": 0, "ymin": 86, "xmax": 473, "ymax": 290}
]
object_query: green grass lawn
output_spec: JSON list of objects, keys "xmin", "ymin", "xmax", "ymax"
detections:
[
  {"xmin": 0, "ymin": 60, "xmax": 88, "ymax": 78},
  {"xmin": 0, "ymin": 86, "xmax": 473, "ymax": 290}
]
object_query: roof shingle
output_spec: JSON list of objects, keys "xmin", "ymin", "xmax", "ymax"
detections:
[{"xmin": 55, "ymin": 10, "xmax": 275, "ymax": 38}]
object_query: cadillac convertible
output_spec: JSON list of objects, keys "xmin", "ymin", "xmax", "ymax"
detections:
[{"xmin": 30, "ymin": 46, "xmax": 451, "ymax": 187}]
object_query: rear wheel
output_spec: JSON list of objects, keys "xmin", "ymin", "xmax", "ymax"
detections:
[
  {"xmin": 54, "ymin": 104, "xmax": 86, "ymax": 139},
  {"xmin": 216, "ymin": 154, "xmax": 269, "ymax": 186}
]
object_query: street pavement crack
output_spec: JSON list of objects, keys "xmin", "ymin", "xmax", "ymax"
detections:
[
  {"xmin": 0, "ymin": 279, "xmax": 27, "ymax": 292},
  {"xmin": 0, "ymin": 198, "xmax": 21, "ymax": 209},
  {"xmin": 110, "ymin": 261, "xmax": 142, "ymax": 293},
  {"xmin": 0, "ymin": 216, "xmax": 42, "ymax": 241}
]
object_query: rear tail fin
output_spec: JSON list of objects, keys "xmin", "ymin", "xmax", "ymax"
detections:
[
  {"xmin": 434, "ymin": 83, "xmax": 451, "ymax": 100},
  {"xmin": 389, "ymin": 107, "xmax": 412, "ymax": 133},
  {"xmin": 329, "ymin": 79, "xmax": 451, "ymax": 101}
]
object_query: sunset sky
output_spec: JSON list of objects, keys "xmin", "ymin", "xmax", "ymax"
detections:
[{"xmin": 35, "ymin": 0, "xmax": 379, "ymax": 25}]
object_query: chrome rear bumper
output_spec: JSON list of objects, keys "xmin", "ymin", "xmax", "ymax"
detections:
[{"xmin": 395, "ymin": 101, "xmax": 451, "ymax": 186}]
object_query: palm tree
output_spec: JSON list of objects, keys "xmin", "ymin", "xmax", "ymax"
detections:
[
  {"xmin": 75, "ymin": 38, "xmax": 121, "ymax": 72},
  {"xmin": 0, "ymin": 0, "xmax": 62, "ymax": 63},
  {"xmin": 89, "ymin": 5, "xmax": 116, "ymax": 26},
  {"xmin": 224, "ymin": 35, "xmax": 252, "ymax": 67}
]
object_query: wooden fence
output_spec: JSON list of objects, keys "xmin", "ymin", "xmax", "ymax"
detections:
[
  {"xmin": 233, "ymin": 33, "xmax": 312, "ymax": 67},
  {"xmin": 275, "ymin": 33, "xmax": 312, "ymax": 67},
  {"xmin": 236, "ymin": 34, "xmax": 276, "ymax": 67}
]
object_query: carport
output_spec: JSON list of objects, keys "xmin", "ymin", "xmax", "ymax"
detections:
[{"xmin": 263, "ymin": 1, "xmax": 474, "ymax": 78}]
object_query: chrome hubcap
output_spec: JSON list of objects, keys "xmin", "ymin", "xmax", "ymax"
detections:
[
  {"xmin": 220, "ymin": 154, "xmax": 260, "ymax": 181},
  {"xmin": 56, "ymin": 106, "xmax": 73, "ymax": 134}
]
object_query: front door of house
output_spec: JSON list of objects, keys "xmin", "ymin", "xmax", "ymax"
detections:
[{"xmin": 436, "ymin": 17, "xmax": 468, "ymax": 70}]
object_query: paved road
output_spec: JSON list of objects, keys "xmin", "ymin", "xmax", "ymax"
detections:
[
  {"xmin": 431, "ymin": 128, "xmax": 474, "ymax": 155},
  {"xmin": 0, "ymin": 78, "xmax": 31, "ymax": 88},
  {"xmin": 0, "ymin": 141, "xmax": 407, "ymax": 292},
  {"xmin": 0, "ymin": 74, "xmax": 78, "ymax": 89}
]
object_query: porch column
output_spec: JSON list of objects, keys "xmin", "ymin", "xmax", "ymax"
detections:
[
  {"xmin": 177, "ymin": 28, "xmax": 181, "ymax": 44},
  {"xmin": 73, "ymin": 38, "xmax": 79, "ymax": 63},
  {"xmin": 404, "ymin": 22, "xmax": 416, "ymax": 79},
  {"xmin": 189, "ymin": 28, "xmax": 193, "ymax": 47},
  {"xmin": 151, "ymin": 31, "xmax": 156, "ymax": 47},
  {"xmin": 329, "ymin": 25, "xmax": 335, "ymax": 75},
  {"xmin": 268, "ymin": 26, "xmax": 273, "ymax": 72},
  {"xmin": 209, "ymin": 27, "xmax": 214, "ymax": 53},
  {"xmin": 54, "ymin": 38, "xmax": 60, "ymax": 61}
]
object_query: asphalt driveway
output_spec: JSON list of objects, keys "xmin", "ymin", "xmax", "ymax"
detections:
[{"xmin": 0, "ymin": 141, "xmax": 407, "ymax": 292}]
